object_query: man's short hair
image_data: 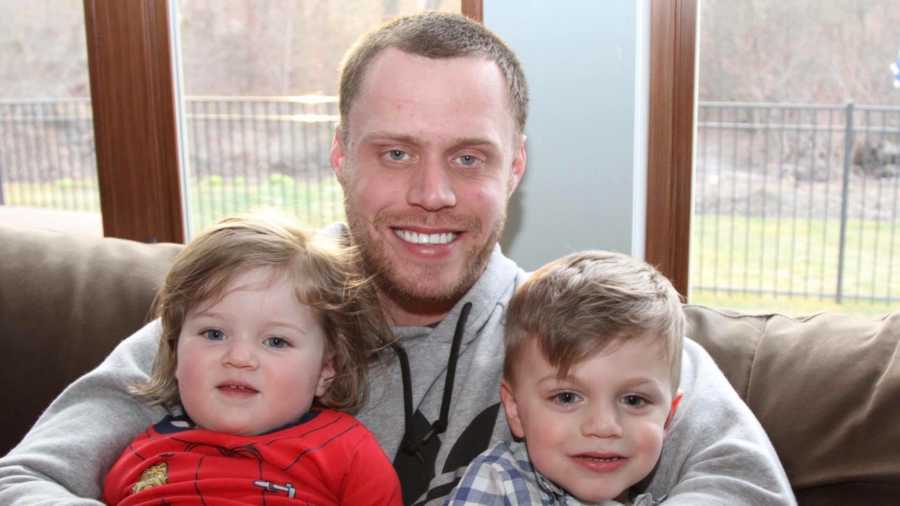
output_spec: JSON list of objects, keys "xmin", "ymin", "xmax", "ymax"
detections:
[
  {"xmin": 504, "ymin": 250, "xmax": 685, "ymax": 392},
  {"xmin": 337, "ymin": 11, "xmax": 528, "ymax": 143}
]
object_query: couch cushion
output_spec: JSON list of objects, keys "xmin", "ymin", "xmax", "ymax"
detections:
[
  {"xmin": 685, "ymin": 304, "xmax": 900, "ymax": 504},
  {"xmin": 0, "ymin": 225, "xmax": 181, "ymax": 455}
]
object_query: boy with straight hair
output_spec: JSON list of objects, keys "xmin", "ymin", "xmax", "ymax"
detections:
[{"xmin": 449, "ymin": 250, "xmax": 684, "ymax": 505}]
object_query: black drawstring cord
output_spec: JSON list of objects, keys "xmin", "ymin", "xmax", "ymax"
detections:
[
  {"xmin": 391, "ymin": 342, "xmax": 414, "ymax": 444},
  {"xmin": 435, "ymin": 302, "xmax": 470, "ymax": 434},
  {"xmin": 395, "ymin": 302, "xmax": 473, "ymax": 462}
]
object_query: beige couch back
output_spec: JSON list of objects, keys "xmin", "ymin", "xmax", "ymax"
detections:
[
  {"xmin": 0, "ymin": 225, "xmax": 180, "ymax": 455},
  {"xmin": 1, "ymin": 224, "xmax": 898, "ymax": 504},
  {"xmin": 685, "ymin": 305, "xmax": 900, "ymax": 503}
]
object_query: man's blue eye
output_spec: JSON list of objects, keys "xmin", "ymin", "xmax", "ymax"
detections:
[
  {"xmin": 457, "ymin": 154, "xmax": 480, "ymax": 166},
  {"xmin": 388, "ymin": 149, "xmax": 407, "ymax": 161},
  {"xmin": 203, "ymin": 329, "xmax": 224, "ymax": 341},
  {"xmin": 263, "ymin": 336, "xmax": 290, "ymax": 348}
]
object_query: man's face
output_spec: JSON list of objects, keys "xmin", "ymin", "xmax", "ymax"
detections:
[
  {"xmin": 331, "ymin": 48, "xmax": 526, "ymax": 325},
  {"xmin": 501, "ymin": 336, "xmax": 679, "ymax": 502}
]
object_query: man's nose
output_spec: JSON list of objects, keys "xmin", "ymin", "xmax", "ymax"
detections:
[
  {"xmin": 222, "ymin": 339, "xmax": 258, "ymax": 369},
  {"xmin": 581, "ymin": 407, "xmax": 624, "ymax": 438},
  {"xmin": 406, "ymin": 156, "xmax": 456, "ymax": 211}
]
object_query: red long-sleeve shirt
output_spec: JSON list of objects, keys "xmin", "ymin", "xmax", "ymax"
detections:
[{"xmin": 103, "ymin": 409, "xmax": 402, "ymax": 505}]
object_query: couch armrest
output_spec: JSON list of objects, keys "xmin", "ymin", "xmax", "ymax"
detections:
[
  {"xmin": 686, "ymin": 304, "xmax": 900, "ymax": 504},
  {"xmin": 0, "ymin": 225, "xmax": 181, "ymax": 454}
]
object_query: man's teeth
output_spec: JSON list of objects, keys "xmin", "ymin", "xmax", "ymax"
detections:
[{"xmin": 395, "ymin": 230, "xmax": 456, "ymax": 245}]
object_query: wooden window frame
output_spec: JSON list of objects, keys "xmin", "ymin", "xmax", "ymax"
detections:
[
  {"xmin": 645, "ymin": 0, "xmax": 698, "ymax": 298},
  {"xmin": 461, "ymin": 0, "xmax": 482, "ymax": 22},
  {"xmin": 83, "ymin": 0, "xmax": 184, "ymax": 243},
  {"xmin": 82, "ymin": 1, "xmax": 482, "ymax": 244}
]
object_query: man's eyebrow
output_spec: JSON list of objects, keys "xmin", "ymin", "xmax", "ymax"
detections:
[
  {"xmin": 359, "ymin": 132, "xmax": 500, "ymax": 150},
  {"xmin": 358, "ymin": 131, "xmax": 419, "ymax": 145},
  {"xmin": 451, "ymin": 137, "xmax": 500, "ymax": 150}
]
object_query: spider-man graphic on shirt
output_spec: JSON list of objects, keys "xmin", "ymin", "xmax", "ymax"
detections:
[{"xmin": 103, "ymin": 409, "xmax": 402, "ymax": 505}]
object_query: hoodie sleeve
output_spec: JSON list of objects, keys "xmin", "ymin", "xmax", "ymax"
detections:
[
  {"xmin": 644, "ymin": 339, "xmax": 797, "ymax": 506},
  {"xmin": 0, "ymin": 320, "xmax": 166, "ymax": 505}
]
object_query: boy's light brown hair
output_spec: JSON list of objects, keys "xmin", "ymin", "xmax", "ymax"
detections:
[
  {"xmin": 504, "ymin": 250, "xmax": 685, "ymax": 392},
  {"xmin": 337, "ymin": 11, "xmax": 528, "ymax": 143},
  {"xmin": 133, "ymin": 215, "xmax": 391, "ymax": 413}
]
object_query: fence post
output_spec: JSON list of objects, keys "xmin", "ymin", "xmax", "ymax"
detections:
[{"xmin": 836, "ymin": 102, "xmax": 854, "ymax": 304}]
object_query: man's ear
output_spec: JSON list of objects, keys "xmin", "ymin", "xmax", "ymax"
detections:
[
  {"xmin": 507, "ymin": 134, "xmax": 527, "ymax": 196},
  {"xmin": 330, "ymin": 128, "xmax": 346, "ymax": 177},
  {"xmin": 500, "ymin": 380, "xmax": 526, "ymax": 439},
  {"xmin": 315, "ymin": 357, "xmax": 337, "ymax": 398},
  {"xmin": 664, "ymin": 391, "xmax": 683, "ymax": 430}
]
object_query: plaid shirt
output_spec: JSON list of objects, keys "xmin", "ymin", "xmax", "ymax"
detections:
[{"xmin": 445, "ymin": 440, "xmax": 660, "ymax": 506}]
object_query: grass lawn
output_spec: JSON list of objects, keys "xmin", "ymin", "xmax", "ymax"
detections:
[
  {"xmin": 689, "ymin": 291, "xmax": 895, "ymax": 318},
  {"xmin": 185, "ymin": 174, "xmax": 346, "ymax": 233},
  {"xmin": 691, "ymin": 213, "xmax": 900, "ymax": 317},
  {"xmin": 3, "ymin": 174, "xmax": 346, "ymax": 233},
  {"xmin": 1, "ymin": 178, "xmax": 101, "ymax": 211}
]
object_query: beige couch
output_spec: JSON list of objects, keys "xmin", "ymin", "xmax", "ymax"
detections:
[{"xmin": 1, "ymin": 224, "xmax": 898, "ymax": 504}]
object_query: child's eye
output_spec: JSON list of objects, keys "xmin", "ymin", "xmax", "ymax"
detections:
[
  {"xmin": 201, "ymin": 329, "xmax": 224, "ymax": 341},
  {"xmin": 621, "ymin": 394, "xmax": 648, "ymax": 408},
  {"xmin": 551, "ymin": 391, "xmax": 583, "ymax": 405},
  {"xmin": 263, "ymin": 336, "xmax": 291, "ymax": 349}
]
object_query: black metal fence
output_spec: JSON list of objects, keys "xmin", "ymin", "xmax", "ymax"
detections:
[
  {"xmin": 2, "ymin": 98, "xmax": 899, "ymax": 304},
  {"xmin": 0, "ymin": 99, "xmax": 97, "ymax": 209},
  {"xmin": 693, "ymin": 102, "xmax": 900, "ymax": 304},
  {"xmin": 180, "ymin": 96, "xmax": 342, "ymax": 232},
  {"xmin": 0, "ymin": 97, "xmax": 341, "ymax": 231}
]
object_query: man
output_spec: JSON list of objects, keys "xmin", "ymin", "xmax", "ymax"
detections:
[{"xmin": 0, "ymin": 12, "xmax": 795, "ymax": 506}]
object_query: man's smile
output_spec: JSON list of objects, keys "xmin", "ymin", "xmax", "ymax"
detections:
[{"xmin": 393, "ymin": 228, "xmax": 458, "ymax": 245}]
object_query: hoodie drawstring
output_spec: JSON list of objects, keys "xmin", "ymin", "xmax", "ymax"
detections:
[{"xmin": 394, "ymin": 302, "xmax": 472, "ymax": 462}]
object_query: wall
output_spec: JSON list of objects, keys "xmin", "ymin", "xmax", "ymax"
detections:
[{"xmin": 487, "ymin": 0, "xmax": 649, "ymax": 271}]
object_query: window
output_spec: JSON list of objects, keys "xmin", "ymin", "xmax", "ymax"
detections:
[
  {"xmin": 174, "ymin": 0, "xmax": 462, "ymax": 237},
  {"xmin": 2, "ymin": 1, "xmax": 478, "ymax": 243},
  {"xmin": 0, "ymin": 0, "xmax": 101, "ymax": 236},
  {"xmin": 648, "ymin": 0, "xmax": 900, "ymax": 317}
]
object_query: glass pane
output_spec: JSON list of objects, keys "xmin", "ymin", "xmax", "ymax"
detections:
[
  {"xmin": 0, "ymin": 0, "xmax": 101, "ymax": 236},
  {"xmin": 690, "ymin": 0, "xmax": 900, "ymax": 317},
  {"xmin": 174, "ymin": 0, "xmax": 460, "ymax": 237}
]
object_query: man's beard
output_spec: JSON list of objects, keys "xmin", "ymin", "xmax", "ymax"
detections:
[{"xmin": 343, "ymin": 190, "xmax": 504, "ymax": 313}]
